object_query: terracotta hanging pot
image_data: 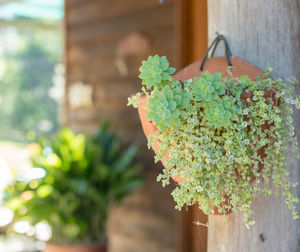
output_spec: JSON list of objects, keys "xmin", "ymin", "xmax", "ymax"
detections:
[
  {"xmin": 137, "ymin": 35, "xmax": 276, "ymax": 214},
  {"xmin": 139, "ymin": 57, "xmax": 266, "ymax": 136},
  {"xmin": 44, "ymin": 243, "xmax": 107, "ymax": 252}
]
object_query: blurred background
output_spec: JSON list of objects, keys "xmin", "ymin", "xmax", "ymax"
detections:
[
  {"xmin": 0, "ymin": 0, "xmax": 63, "ymax": 250},
  {"xmin": 0, "ymin": 0, "xmax": 178, "ymax": 251}
]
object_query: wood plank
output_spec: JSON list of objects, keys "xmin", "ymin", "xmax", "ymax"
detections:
[
  {"xmin": 68, "ymin": 27, "xmax": 175, "ymax": 63},
  {"xmin": 207, "ymin": 0, "xmax": 300, "ymax": 251},
  {"xmin": 191, "ymin": 0, "xmax": 208, "ymax": 62},
  {"xmin": 177, "ymin": 207, "xmax": 193, "ymax": 252},
  {"xmin": 175, "ymin": 0, "xmax": 191, "ymax": 69},
  {"xmin": 65, "ymin": 107, "xmax": 140, "ymax": 126},
  {"xmin": 107, "ymin": 168, "xmax": 176, "ymax": 252},
  {"xmin": 67, "ymin": 4, "xmax": 174, "ymax": 44},
  {"xmin": 67, "ymin": 57, "xmax": 141, "ymax": 81},
  {"xmin": 176, "ymin": 0, "xmax": 208, "ymax": 67},
  {"xmin": 190, "ymin": 205, "xmax": 208, "ymax": 252},
  {"xmin": 68, "ymin": 53, "xmax": 176, "ymax": 82},
  {"xmin": 67, "ymin": 0, "xmax": 96, "ymax": 8},
  {"xmin": 68, "ymin": 75, "xmax": 140, "ymax": 87},
  {"xmin": 68, "ymin": 0, "xmax": 174, "ymax": 28}
]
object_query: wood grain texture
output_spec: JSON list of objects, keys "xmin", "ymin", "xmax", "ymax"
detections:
[
  {"xmin": 207, "ymin": 1, "xmax": 300, "ymax": 252},
  {"xmin": 68, "ymin": 0, "xmax": 174, "ymax": 27},
  {"xmin": 191, "ymin": 0, "xmax": 208, "ymax": 62},
  {"xmin": 176, "ymin": 0, "xmax": 208, "ymax": 67},
  {"xmin": 68, "ymin": 5, "xmax": 174, "ymax": 44},
  {"xmin": 68, "ymin": 27, "xmax": 174, "ymax": 62},
  {"xmin": 65, "ymin": 0, "xmax": 177, "ymax": 140}
]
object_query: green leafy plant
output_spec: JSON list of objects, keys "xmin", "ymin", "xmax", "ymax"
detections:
[
  {"xmin": 128, "ymin": 55, "xmax": 300, "ymax": 228},
  {"xmin": 192, "ymin": 72, "xmax": 225, "ymax": 102},
  {"xmin": 139, "ymin": 55, "xmax": 175, "ymax": 89},
  {"xmin": 147, "ymin": 85, "xmax": 189, "ymax": 131},
  {"xmin": 3, "ymin": 123, "xmax": 142, "ymax": 244}
]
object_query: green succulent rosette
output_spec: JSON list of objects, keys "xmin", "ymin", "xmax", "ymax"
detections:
[
  {"xmin": 192, "ymin": 72, "xmax": 225, "ymax": 102},
  {"xmin": 139, "ymin": 55, "xmax": 176, "ymax": 89},
  {"xmin": 205, "ymin": 96, "xmax": 237, "ymax": 128},
  {"xmin": 146, "ymin": 85, "xmax": 189, "ymax": 132}
]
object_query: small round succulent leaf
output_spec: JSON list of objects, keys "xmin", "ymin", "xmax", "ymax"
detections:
[{"xmin": 168, "ymin": 101, "xmax": 177, "ymax": 111}]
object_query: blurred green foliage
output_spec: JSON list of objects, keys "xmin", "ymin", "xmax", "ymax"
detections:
[
  {"xmin": 0, "ymin": 30, "xmax": 61, "ymax": 142},
  {"xmin": 3, "ymin": 123, "xmax": 142, "ymax": 245}
]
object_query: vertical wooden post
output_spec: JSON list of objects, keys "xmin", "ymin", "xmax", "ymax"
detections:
[
  {"xmin": 176, "ymin": 0, "xmax": 208, "ymax": 68},
  {"xmin": 207, "ymin": 1, "xmax": 300, "ymax": 251},
  {"xmin": 176, "ymin": 0, "xmax": 208, "ymax": 251}
]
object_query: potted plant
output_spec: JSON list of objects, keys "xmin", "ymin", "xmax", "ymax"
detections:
[
  {"xmin": 128, "ymin": 54, "xmax": 300, "ymax": 228},
  {"xmin": 3, "ymin": 123, "xmax": 142, "ymax": 251}
]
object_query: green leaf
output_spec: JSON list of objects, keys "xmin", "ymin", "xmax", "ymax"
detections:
[{"xmin": 168, "ymin": 101, "xmax": 177, "ymax": 111}]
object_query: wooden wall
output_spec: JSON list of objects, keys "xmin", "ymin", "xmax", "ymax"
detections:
[
  {"xmin": 64, "ymin": 0, "xmax": 177, "ymax": 142},
  {"xmin": 207, "ymin": 1, "xmax": 300, "ymax": 251},
  {"xmin": 64, "ymin": 1, "xmax": 178, "ymax": 251}
]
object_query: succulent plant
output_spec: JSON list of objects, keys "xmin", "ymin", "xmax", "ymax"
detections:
[
  {"xmin": 139, "ymin": 55, "xmax": 176, "ymax": 89},
  {"xmin": 192, "ymin": 72, "xmax": 225, "ymax": 102},
  {"xmin": 205, "ymin": 96, "xmax": 237, "ymax": 128},
  {"xmin": 147, "ymin": 85, "xmax": 189, "ymax": 132}
]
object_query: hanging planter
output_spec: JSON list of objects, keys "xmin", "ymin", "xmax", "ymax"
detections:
[{"xmin": 128, "ymin": 34, "xmax": 300, "ymax": 227}]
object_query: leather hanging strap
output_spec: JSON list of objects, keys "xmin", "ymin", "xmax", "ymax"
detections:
[{"xmin": 200, "ymin": 33, "xmax": 233, "ymax": 71}]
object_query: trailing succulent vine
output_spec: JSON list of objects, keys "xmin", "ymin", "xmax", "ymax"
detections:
[{"xmin": 128, "ymin": 55, "xmax": 300, "ymax": 228}]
